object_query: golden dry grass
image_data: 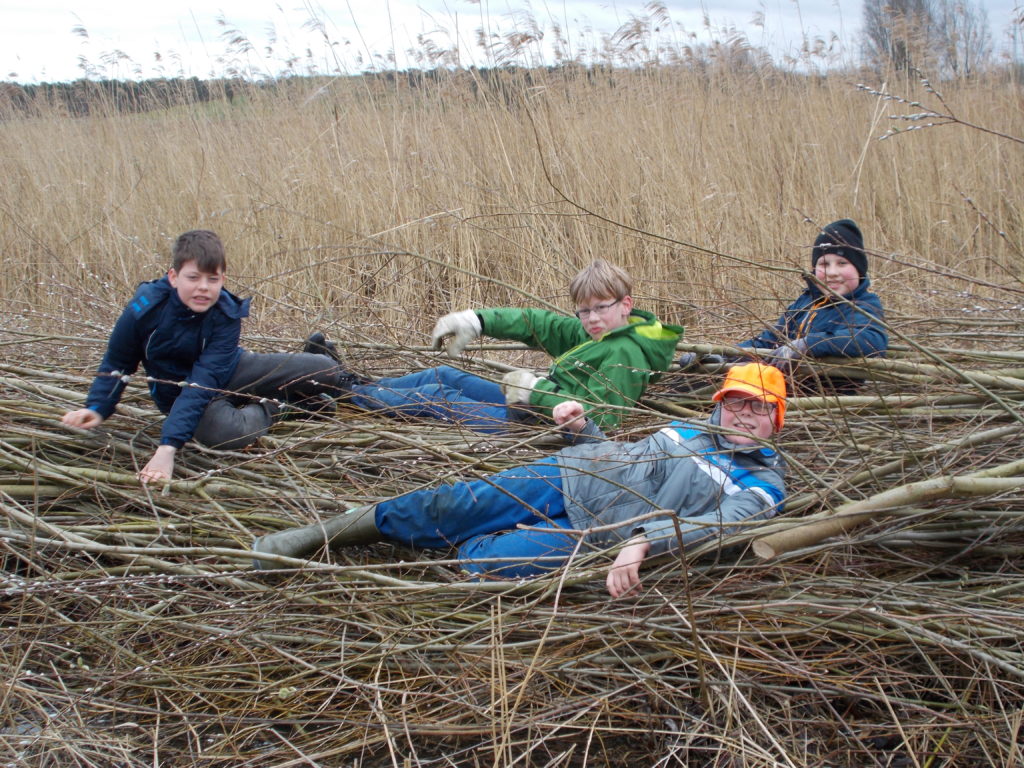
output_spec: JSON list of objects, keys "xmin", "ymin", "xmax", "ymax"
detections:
[
  {"xmin": 2, "ymin": 68, "xmax": 1021, "ymax": 345},
  {"xmin": 2, "ymin": 63, "xmax": 1024, "ymax": 766}
]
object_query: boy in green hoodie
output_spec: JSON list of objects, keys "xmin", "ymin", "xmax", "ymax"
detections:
[{"xmin": 332, "ymin": 260, "xmax": 682, "ymax": 433}]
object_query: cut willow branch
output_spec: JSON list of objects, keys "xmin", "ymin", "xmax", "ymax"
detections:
[{"xmin": 753, "ymin": 462, "xmax": 1024, "ymax": 560}]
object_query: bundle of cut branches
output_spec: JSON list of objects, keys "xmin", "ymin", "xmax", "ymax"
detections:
[{"xmin": 3, "ymin": 327, "xmax": 1024, "ymax": 767}]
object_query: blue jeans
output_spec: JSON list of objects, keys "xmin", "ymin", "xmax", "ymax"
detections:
[
  {"xmin": 350, "ymin": 365, "xmax": 512, "ymax": 433},
  {"xmin": 375, "ymin": 457, "xmax": 579, "ymax": 578}
]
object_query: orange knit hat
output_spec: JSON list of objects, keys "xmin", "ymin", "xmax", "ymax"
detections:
[{"xmin": 711, "ymin": 362, "xmax": 787, "ymax": 431}]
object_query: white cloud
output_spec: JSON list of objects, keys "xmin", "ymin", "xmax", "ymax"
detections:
[{"xmin": 1, "ymin": 0, "xmax": 1020, "ymax": 83}]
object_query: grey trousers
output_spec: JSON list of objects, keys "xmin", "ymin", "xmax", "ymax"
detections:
[{"xmin": 191, "ymin": 351, "xmax": 341, "ymax": 450}]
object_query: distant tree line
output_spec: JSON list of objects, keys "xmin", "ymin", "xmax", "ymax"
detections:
[
  {"xmin": 862, "ymin": 0, "xmax": 993, "ymax": 76},
  {"xmin": 0, "ymin": 67, "xmax": 590, "ymax": 119},
  {"xmin": 0, "ymin": 28, "xmax": 1013, "ymax": 122},
  {"xmin": 0, "ymin": 77, "xmax": 252, "ymax": 118}
]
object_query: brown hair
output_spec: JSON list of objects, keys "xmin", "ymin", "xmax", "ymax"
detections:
[
  {"xmin": 568, "ymin": 259, "xmax": 632, "ymax": 305},
  {"xmin": 172, "ymin": 230, "xmax": 226, "ymax": 273}
]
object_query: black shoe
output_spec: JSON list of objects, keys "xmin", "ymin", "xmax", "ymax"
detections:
[
  {"xmin": 677, "ymin": 352, "xmax": 699, "ymax": 370},
  {"xmin": 303, "ymin": 332, "xmax": 340, "ymax": 363},
  {"xmin": 336, "ymin": 369, "xmax": 372, "ymax": 390},
  {"xmin": 298, "ymin": 393, "xmax": 339, "ymax": 418},
  {"xmin": 699, "ymin": 353, "xmax": 727, "ymax": 372},
  {"xmin": 677, "ymin": 352, "xmax": 727, "ymax": 371}
]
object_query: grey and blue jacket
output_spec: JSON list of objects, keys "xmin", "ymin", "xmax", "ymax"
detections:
[
  {"xmin": 84, "ymin": 276, "xmax": 250, "ymax": 448},
  {"xmin": 555, "ymin": 417, "xmax": 785, "ymax": 556}
]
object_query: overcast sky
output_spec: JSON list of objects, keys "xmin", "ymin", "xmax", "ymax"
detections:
[{"xmin": 2, "ymin": 0, "xmax": 1021, "ymax": 83}]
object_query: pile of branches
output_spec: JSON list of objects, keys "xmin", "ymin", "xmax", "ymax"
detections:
[{"xmin": 3, "ymin": 327, "xmax": 1024, "ymax": 766}]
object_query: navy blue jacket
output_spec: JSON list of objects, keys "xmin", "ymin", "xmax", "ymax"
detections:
[
  {"xmin": 84, "ymin": 276, "xmax": 250, "ymax": 448},
  {"xmin": 739, "ymin": 277, "xmax": 887, "ymax": 357}
]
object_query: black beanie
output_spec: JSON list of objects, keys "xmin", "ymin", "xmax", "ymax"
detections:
[{"xmin": 811, "ymin": 219, "xmax": 867, "ymax": 278}]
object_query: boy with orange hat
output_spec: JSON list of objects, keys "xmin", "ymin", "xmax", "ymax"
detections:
[{"xmin": 253, "ymin": 363, "xmax": 787, "ymax": 598}]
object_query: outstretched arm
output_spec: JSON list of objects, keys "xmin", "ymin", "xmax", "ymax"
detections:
[{"xmin": 82, "ymin": 306, "xmax": 146, "ymax": 421}]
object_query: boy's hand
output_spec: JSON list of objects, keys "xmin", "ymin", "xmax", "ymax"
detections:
[
  {"xmin": 139, "ymin": 445, "xmax": 176, "ymax": 485},
  {"xmin": 769, "ymin": 338, "xmax": 808, "ymax": 367},
  {"xmin": 501, "ymin": 369, "xmax": 539, "ymax": 405},
  {"xmin": 552, "ymin": 400, "xmax": 586, "ymax": 433},
  {"xmin": 431, "ymin": 310, "xmax": 482, "ymax": 358},
  {"xmin": 62, "ymin": 408, "xmax": 103, "ymax": 430},
  {"xmin": 606, "ymin": 537, "xmax": 651, "ymax": 598}
]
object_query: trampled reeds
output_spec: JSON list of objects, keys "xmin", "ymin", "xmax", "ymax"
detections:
[
  {"xmin": 4, "ymin": 336, "xmax": 1024, "ymax": 765},
  {"xmin": 2, "ymin": 49, "xmax": 1024, "ymax": 768}
]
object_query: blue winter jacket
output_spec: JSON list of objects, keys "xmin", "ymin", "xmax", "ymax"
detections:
[
  {"xmin": 739, "ymin": 277, "xmax": 887, "ymax": 357},
  {"xmin": 84, "ymin": 276, "xmax": 250, "ymax": 448},
  {"xmin": 556, "ymin": 418, "xmax": 786, "ymax": 557}
]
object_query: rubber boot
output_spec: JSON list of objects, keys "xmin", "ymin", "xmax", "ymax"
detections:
[
  {"xmin": 252, "ymin": 504, "xmax": 379, "ymax": 570},
  {"xmin": 302, "ymin": 332, "xmax": 373, "ymax": 398}
]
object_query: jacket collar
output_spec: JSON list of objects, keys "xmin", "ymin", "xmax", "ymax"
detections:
[
  {"xmin": 707, "ymin": 405, "xmax": 778, "ymax": 459},
  {"xmin": 130, "ymin": 275, "xmax": 249, "ymax": 320}
]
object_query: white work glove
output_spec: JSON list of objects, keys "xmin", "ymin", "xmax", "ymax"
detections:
[
  {"xmin": 501, "ymin": 369, "xmax": 540, "ymax": 406},
  {"xmin": 430, "ymin": 309, "xmax": 482, "ymax": 359}
]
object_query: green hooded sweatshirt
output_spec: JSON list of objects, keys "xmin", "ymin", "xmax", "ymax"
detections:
[{"xmin": 477, "ymin": 307, "xmax": 683, "ymax": 429}]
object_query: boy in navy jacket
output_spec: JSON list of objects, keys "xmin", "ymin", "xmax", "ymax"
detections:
[
  {"xmin": 679, "ymin": 220, "xmax": 887, "ymax": 391},
  {"xmin": 738, "ymin": 219, "xmax": 887, "ymax": 363},
  {"xmin": 63, "ymin": 230, "xmax": 354, "ymax": 483}
]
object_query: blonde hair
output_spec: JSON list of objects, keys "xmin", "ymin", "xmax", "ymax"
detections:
[{"xmin": 568, "ymin": 259, "xmax": 632, "ymax": 305}]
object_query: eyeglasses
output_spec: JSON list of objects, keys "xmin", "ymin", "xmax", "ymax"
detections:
[
  {"xmin": 721, "ymin": 397, "xmax": 775, "ymax": 416},
  {"xmin": 574, "ymin": 299, "xmax": 621, "ymax": 320}
]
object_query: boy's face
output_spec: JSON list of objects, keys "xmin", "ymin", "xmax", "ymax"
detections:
[
  {"xmin": 574, "ymin": 294, "xmax": 633, "ymax": 340},
  {"xmin": 168, "ymin": 261, "xmax": 224, "ymax": 313},
  {"xmin": 814, "ymin": 252, "xmax": 860, "ymax": 296},
  {"xmin": 719, "ymin": 394, "xmax": 776, "ymax": 445}
]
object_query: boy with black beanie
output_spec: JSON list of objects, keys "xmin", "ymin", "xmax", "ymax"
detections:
[{"xmin": 737, "ymin": 217, "xmax": 887, "ymax": 365}]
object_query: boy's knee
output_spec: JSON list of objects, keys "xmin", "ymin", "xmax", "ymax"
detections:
[
  {"xmin": 430, "ymin": 365, "xmax": 460, "ymax": 382},
  {"xmin": 193, "ymin": 400, "xmax": 273, "ymax": 450},
  {"xmin": 195, "ymin": 430, "xmax": 261, "ymax": 451}
]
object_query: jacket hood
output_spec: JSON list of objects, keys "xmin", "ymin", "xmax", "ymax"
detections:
[{"xmin": 605, "ymin": 308, "xmax": 684, "ymax": 370}]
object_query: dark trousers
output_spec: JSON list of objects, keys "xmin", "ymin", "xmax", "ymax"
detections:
[{"xmin": 191, "ymin": 351, "xmax": 340, "ymax": 450}]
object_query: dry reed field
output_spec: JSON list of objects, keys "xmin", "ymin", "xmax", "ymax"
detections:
[{"xmin": 2, "ymin": 62, "xmax": 1024, "ymax": 766}]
